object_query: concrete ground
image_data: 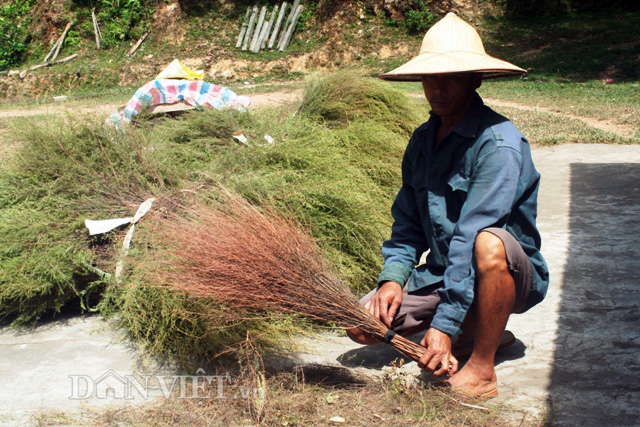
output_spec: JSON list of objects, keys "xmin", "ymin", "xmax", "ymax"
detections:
[
  {"xmin": 0, "ymin": 316, "xmax": 175, "ymax": 426},
  {"xmin": 1, "ymin": 144, "xmax": 639, "ymax": 426}
]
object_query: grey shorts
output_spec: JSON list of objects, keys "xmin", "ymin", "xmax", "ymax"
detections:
[{"xmin": 361, "ymin": 227, "xmax": 532, "ymax": 335}]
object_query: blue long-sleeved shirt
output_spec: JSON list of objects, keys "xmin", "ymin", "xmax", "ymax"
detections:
[{"xmin": 378, "ymin": 94, "xmax": 549, "ymax": 336}]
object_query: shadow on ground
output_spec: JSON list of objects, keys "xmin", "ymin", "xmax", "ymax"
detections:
[
  {"xmin": 336, "ymin": 333, "xmax": 526, "ymax": 370},
  {"xmin": 546, "ymin": 163, "xmax": 640, "ymax": 426}
]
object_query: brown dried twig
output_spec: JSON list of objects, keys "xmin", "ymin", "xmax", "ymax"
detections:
[{"xmin": 150, "ymin": 192, "xmax": 426, "ymax": 362}]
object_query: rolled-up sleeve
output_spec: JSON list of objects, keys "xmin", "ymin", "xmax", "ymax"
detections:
[{"xmin": 430, "ymin": 143, "xmax": 523, "ymax": 336}]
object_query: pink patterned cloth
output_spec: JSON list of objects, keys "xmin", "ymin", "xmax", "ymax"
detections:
[{"xmin": 108, "ymin": 79, "xmax": 251, "ymax": 126}]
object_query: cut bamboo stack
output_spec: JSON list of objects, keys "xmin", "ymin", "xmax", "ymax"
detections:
[{"xmin": 238, "ymin": 1, "xmax": 304, "ymax": 54}]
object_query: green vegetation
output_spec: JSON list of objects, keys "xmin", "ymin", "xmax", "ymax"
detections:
[
  {"xmin": 0, "ymin": 113, "xmax": 164, "ymax": 324},
  {"xmin": 481, "ymin": 11, "xmax": 640, "ymax": 82},
  {"xmin": 399, "ymin": 0, "xmax": 437, "ymax": 34},
  {"xmin": 495, "ymin": 0, "xmax": 636, "ymax": 18},
  {"xmin": 95, "ymin": 0, "xmax": 154, "ymax": 48},
  {"xmin": 0, "ymin": 0, "xmax": 36, "ymax": 70},
  {"xmin": 0, "ymin": 71, "xmax": 424, "ymax": 367},
  {"xmin": 65, "ymin": 0, "xmax": 156, "ymax": 49}
]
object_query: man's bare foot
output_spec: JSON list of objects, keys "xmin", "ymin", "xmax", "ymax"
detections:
[
  {"xmin": 346, "ymin": 327, "xmax": 381, "ymax": 345},
  {"xmin": 446, "ymin": 359, "xmax": 498, "ymax": 399}
]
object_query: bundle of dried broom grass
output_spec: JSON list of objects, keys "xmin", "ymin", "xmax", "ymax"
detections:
[{"xmin": 149, "ymin": 192, "xmax": 425, "ymax": 362}]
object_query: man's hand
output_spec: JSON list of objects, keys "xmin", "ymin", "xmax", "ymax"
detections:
[
  {"xmin": 364, "ymin": 281, "xmax": 403, "ymax": 328},
  {"xmin": 418, "ymin": 328, "xmax": 459, "ymax": 376}
]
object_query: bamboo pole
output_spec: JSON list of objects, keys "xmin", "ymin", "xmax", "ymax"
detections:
[
  {"xmin": 96, "ymin": 13, "xmax": 103, "ymax": 47},
  {"xmin": 286, "ymin": 0, "xmax": 301, "ymax": 26},
  {"xmin": 51, "ymin": 53, "xmax": 78, "ymax": 65},
  {"xmin": 20, "ymin": 54, "xmax": 79, "ymax": 79},
  {"xmin": 279, "ymin": 5, "xmax": 303, "ymax": 52},
  {"xmin": 235, "ymin": 6, "xmax": 251, "ymax": 48},
  {"xmin": 128, "ymin": 32, "xmax": 148, "ymax": 57},
  {"xmin": 278, "ymin": 0, "xmax": 299, "ymax": 49},
  {"xmin": 43, "ymin": 39, "xmax": 60, "ymax": 63},
  {"xmin": 236, "ymin": 25, "xmax": 248, "ymax": 48},
  {"xmin": 254, "ymin": 6, "xmax": 276, "ymax": 53},
  {"xmin": 251, "ymin": 22, "xmax": 265, "ymax": 53},
  {"xmin": 242, "ymin": 6, "xmax": 259, "ymax": 51},
  {"xmin": 268, "ymin": 2, "xmax": 288, "ymax": 49},
  {"xmin": 260, "ymin": 5, "xmax": 278, "ymax": 50},
  {"xmin": 249, "ymin": 6, "xmax": 267, "ymax": 52},
  {"xmin": 92, "ymin": 9, "xmax": 101, "ymax": 49},
  {"xmin": 50, "ymin": 21, "xmax": 73, "ymax": 62}
]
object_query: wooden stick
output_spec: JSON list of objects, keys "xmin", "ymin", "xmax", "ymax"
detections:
[
  {"xmin": 236, "ymin": 25, "xmax": 248, "ymax": 49},
  {"xmin": 43, "ymin": 39, "xmax": 60, "ymax": 63},
  {"xmin": 278, "ymin": 0, "xmax": 299, "ymax": 49},
  {"xmin": 242, "ymin": 7, "xmax": 258, "ymax": 51},
  {"xmin": 28, "ymin": 64, "xmax": 47, "ymax": 72},
  {"xmin": 242, "ymin": 6, "xmax": 259, "ymax": 51},
  {"xmin": 251, "ymin": 23, "xmax": 264, "ymax": 53},
  {"xmin": 19, "ymin": 54, "xmax": 79, "ymax": 79},
  {"xmin": 260, "ymin": 5, "xmax": 278, "ymax": 50},
  {"xmin": 92, "ymin": 9, "xmax": 101, "ymax": 49},
  {"xmin": 236, "ymin": 6, "xmax": 251, "ymax": 48},
  {"xmin": 51, "ymin": 53, "xmax": 78, "ymax": 65},
  {"xmin": 51, "ymin": 21, "xmax": 73, "ymax": 61},
  {"xmin": 286, "ymin": 0, "xmax": 300, "ymax": 27},
  {"xmin": 51, "ymin": 21, "xmax": 73, "ymax": 62},
  {"xmin": 268, "ymin": 2, "xmax": 287, "ymax": 49},
  {"xmin": 279, "ymin": 5, "xmax": 303, "ymax": 52},
  {"xmin": 255, "ymin": 6, "xmax": 276, "ymax": 53},
  {"xmin": 96, "ymin": 13, "xmax": 102, "ymax": 40},
  {"xmin": 435, "ymin": 390, "xmax": 490, "ymax": 412},
  {"xmin": 128, "ymin": 32, "xmax": 148, "ymax": 57},
  {"xmin": 249, "ymin": 6, "xmax": 267, "ymax": 53}
]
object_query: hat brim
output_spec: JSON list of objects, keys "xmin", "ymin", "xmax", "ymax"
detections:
[{"xmin": 378, "ymin": 51, "xmax": 526, "ymax": 81}]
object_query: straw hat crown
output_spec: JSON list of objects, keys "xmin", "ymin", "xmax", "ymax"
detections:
[
  {"xmin": 379, "ymin": 12, "xmax": 525, "ymax": 81},
  {"xmin": 421, "ymin": 12, "xmax": 485, "ymax": 55}
]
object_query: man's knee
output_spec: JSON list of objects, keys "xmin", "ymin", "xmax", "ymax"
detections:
[{"xmin": 474, "ymin": 231, "xmax": 508, "ymax": 274}]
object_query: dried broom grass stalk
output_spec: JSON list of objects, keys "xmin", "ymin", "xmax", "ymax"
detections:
[{"xmin": 151, "ymin": 193, "xmax": 425, "ymax": 362}]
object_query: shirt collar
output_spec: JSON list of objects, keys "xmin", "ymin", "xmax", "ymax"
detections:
[{"xmin": 428, "ymin": 93, "xmax": 484, "ymax": 139}]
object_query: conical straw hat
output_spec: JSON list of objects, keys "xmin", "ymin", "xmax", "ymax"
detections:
[{"xmin": 379, "ymin": 12, "xmax": 525, "ymax": 81}]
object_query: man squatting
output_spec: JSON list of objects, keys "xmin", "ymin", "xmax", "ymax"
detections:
[{"xmin": 347, "ymin": 13, "xmax": 550, "ymax": 399}]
